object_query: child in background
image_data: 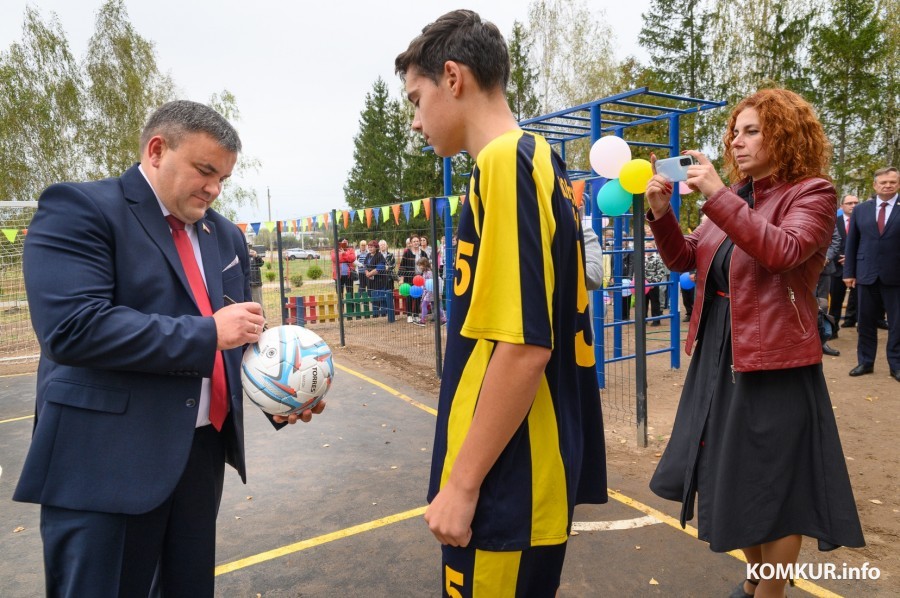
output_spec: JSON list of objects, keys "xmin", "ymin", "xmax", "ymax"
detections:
[{"xmin": 414, "ymin": 257, "xmax": 444, "ymax": 326}]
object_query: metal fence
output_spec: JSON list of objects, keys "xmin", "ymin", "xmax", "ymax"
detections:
[
  {"xmin": 0, "ymin": 202, "xmax": 38, "ymax": 370},
  {"xmin": 0, "ymin": 199, "xmax": 681, "ymax": 439}
]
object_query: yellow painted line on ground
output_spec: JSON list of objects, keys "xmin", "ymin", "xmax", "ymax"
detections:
[
  {"xmin": 335, "ymin": 362, "xmax": 438, "ymax": 416},
  {"xmin": 0, "ymin": 414, "xmax": 33, "ymax": 425},
  {"xmin": 608, "ymin": 489, "xmax": 842, "ymax": 598},
  {"xmin": 215, "ymin": 506, "xmax": 426, "ymax": 575}
]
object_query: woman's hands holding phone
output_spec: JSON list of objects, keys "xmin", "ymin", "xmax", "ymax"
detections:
[{"xmin": 646, "ymin": 151, "xmax": 726, "ymax": 220}]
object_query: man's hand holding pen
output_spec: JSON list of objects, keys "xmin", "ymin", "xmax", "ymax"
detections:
[{"xmin": 216, "ymin": 295, "xmax": 266, "ymax": 349}]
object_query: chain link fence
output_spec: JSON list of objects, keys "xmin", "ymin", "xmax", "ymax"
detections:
[
  {"xmin": 2, "ymin": 201, "xmax": 679, "ymax": 441},
  {"xmin": 0, "ymin": 202, "xmax": 39, "ymax": 371}
]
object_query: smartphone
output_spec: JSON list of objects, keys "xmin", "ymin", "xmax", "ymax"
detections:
[{"xmin": 655, "ymin": 155, "xmax": 698, "ymax": 182}]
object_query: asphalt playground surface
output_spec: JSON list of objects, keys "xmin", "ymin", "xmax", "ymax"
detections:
[{"xmin": 0, "ymin": 363, "xmax": 883, "ymax": 597}]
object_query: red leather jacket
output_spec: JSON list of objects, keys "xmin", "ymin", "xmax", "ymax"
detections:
[{"xmin": 648, "ymin": 176, "xmax": 836, "ymax": 372}]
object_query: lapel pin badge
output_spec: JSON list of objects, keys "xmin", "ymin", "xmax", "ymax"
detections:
[{"xmin": 202, "ymin": 222, "xmax": 210, "ymax": 234}]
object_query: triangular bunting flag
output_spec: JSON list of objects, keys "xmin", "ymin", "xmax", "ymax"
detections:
[
  {"xmin": 343, "ymin": 210, "xmax": 350, "ymax": 229},
  {"xmin": 264, "ymin": 221, "xmax": 276, "ymax": 232},
  {"xmin": 423, "ymin": 198, "xmax": 431, "ymax": 220},
  {"xmin": 449, "ymin": 195, "xmax": 460, "ymax": 216},
  {"xmin": 392, "ymin": 204, "xmax": 401, "ymax": 225},
  {"xmin": 237, "ymin": 223, "xmax": 248, "ymax": 233},
  {"xmin": 250, "ymin": 222, "xmax": 261, "ymax": 235},
  {"xmin": 381, "ymin": 206, "xmax": 389, "ymax": 223},
  {"xmin": 323, "ymin": 213, "xmax": 330, "ymax": 229},
  {"xmin": 412, "ymin": 199, "xmax": 422, "ymax": 217},
  {"xmin": 2, "ymin": 229, "xmax": 18, "ymax": 243},
  {"xmin": 572, "ymin": 180, "xmax": 586, "ymax": 208},
  {"xmin": 365, "ymin": 208, "xmax": 372, "ymax": 228},
  {"xmin": 403, "ymin": 202, "xmax": 412, "ymax": 223},
  {"xmin": 357, "ymin": 209, "xmax": 365, "ymax": 224}
]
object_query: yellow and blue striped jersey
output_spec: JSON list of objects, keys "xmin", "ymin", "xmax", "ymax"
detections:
[{"xmin": 428, "ymin": 130, "xmax": 607, "ymax": 551}]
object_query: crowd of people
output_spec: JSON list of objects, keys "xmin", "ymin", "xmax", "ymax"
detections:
[{"xmin": 328, "ymin": 233, "xmax": 450, "ymax": 324}]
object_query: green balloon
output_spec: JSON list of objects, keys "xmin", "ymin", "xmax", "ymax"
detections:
[
  {"xmin": 596, "ymin": 179, "xmax": 633, "ymax": 217},
  {"xmin": 399, "ymin": 283, "xmax": 411, "ymax": 297}
]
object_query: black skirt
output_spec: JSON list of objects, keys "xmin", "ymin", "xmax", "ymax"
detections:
[{"xmin": 649, "ymin": 240, "xmax": 865, "ymax": 552}]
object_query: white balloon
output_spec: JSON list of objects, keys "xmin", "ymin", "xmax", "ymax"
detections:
[{"xmin": 589, "ymin": 136, "xmax": 632, "ymax": 179}]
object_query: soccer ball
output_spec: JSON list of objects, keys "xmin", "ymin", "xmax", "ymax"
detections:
[{"xmin": 241, "ymin": 325, "xmax": 334, "ymax": 416}]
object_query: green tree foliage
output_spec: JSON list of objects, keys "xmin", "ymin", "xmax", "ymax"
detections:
[
  {"xmin": 810, "ymin": 0, "xmax": 884, "ymax": 196},
  {"xmin": 875, "ymin": 0, "xmax": 899, "ymax": 171},
  {"xmin": 84, "ymin": 0, "xmax": 174, "ymax": 177},
  {"xmin": 344, "ymin": 77, "xmax": 406, "ymax": 209},
  {"xmin": 746, "ymin": 0, "xmax": 816, "ymax": 94},
  {"xmin": 527, "ymin": 0, "xmax": 616, "ymax": 114},
  {"xmin": 506, "ymin": 21, "xmax": 540, "ymax": 120},
  {"xmin": 639, "ymin": 0, "xmax": 718, "ymax": 157},
  {"xmin": 82, "ymin": 0, "xmax": 175, "ymax": 179},
  {"xmin": 208, "ymin": 89, "xmax": 261, "ymax": 219},
  {"xmin": 0, "ymin": 7, "xmax": 84, "ymax": 202},
  {"xmin": 343, "ymin": 78, "xmax": 468, "ymax": 245},
  {"xmin": 1, "ymin": 1, "xmax": 254, "ymax": 217}
]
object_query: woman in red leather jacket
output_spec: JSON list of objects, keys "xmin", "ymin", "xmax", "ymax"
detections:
[{"xmin": 645, "ymin": 89, "xmax": 864, "ymax": 598}]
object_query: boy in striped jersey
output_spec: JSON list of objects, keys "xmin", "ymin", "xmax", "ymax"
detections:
[{"xmin": 396, "ymin": 10, "xmax": 607, "ymax": 596}]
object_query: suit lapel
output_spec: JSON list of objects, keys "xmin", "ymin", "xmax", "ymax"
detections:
[
  {"xmin": 882, "ymin": 199, "xmax": 899, "ymax": 235},
  {"xmin": 121, "ymin": 166, "xmax": 196, "ymax": 304},
  {"xmin": 197, "ymin": 217, "xmax": 224, "ymax": 311},
  {"xmin": 122, "ymin": 165, "xmax": 222, "ymax": 312}
]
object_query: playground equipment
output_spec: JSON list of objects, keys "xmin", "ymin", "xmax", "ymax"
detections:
[{"xmin": 436, "ymin": 87, "xmax": 725, "ymax": 446}]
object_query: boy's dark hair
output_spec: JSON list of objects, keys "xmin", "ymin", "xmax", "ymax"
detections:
[
  {"xmin": 417, "ymin": 256, "xmax": 431, "ymax": 269},
  {"xmin": 395, "ymin": 9, "xmax": 510, "ymax": 92}
]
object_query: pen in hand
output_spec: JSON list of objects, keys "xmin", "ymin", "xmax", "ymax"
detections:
[{"xmin": 223, "ymin": 294, "xmax": 268, "ymax": 332}]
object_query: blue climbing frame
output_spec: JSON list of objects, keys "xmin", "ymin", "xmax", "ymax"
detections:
[{"xmin": 436, "ymin": 87, "xmax": 725, "ymax": 390}]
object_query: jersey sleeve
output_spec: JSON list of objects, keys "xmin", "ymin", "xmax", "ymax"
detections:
[{"xmin": 461, "ymin": 133, "xmax": 554, "ymax": 348}]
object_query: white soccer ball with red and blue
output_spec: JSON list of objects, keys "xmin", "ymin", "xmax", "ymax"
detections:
[{"xmin": 241, "ymin": 325, "xmax": 334, "ymax": 416}]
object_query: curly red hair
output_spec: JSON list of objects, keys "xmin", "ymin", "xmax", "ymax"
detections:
[{"xmin": 722, "ymin": 89, "xmax": 831, "ymax": 184}]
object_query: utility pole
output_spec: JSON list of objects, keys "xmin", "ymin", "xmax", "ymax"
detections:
[{"xmin": 267, "ymin": 187, "xmax": 273, "ymax": 254}]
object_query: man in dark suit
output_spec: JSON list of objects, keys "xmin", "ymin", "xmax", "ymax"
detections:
[
  {"xmin": 844, "ymin": 166, "xmax": 900, "ymax": 381},
  {"xmin": 15, "ymin": 100, "xmax": 323, "ymax": 596},
  {"xmin": 829, "ymin": 195, "xmax": 859, "ymax": 330}
]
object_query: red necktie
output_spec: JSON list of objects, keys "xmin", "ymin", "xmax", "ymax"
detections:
[
  {"xmin": 166, "ymin": 215, "xmax": 228, "ymax": 430},
  {"xmin": 878, "ymin": 202, "xmax": 888, "ymax": 235}
]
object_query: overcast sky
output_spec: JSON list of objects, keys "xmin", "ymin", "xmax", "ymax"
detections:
[{"xmin": 1, "ymin": 0, "xmax": 650, "ymax": 223}]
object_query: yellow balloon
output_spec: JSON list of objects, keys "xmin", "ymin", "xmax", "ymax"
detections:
[{"xmin": 619, "ymin": 159, "xmax": 653, "ymax": 194}]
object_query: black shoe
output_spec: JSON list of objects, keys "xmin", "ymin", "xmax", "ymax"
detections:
[
  {"xmin": 841, "ymin": 320, "xmax": 857, "ymax": 328},
  {"xmin": 822, "ymin": 343, "xmax": 840, "ymax": 356},
  {"xmin": 728, "ymin": 579, "xmax": 758, "ymax": 598},
  {"xmin": 891, "ymin": 370, "xmax": 900, "ymax": 382},
  {"xmin": 877, "ymin": 320, "xmax": 889, "ymax": 330},
  {"xmin": 849, "ymin": 364, "xmax": 874, "ymax": 376}
]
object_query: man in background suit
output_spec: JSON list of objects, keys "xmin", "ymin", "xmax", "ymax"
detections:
[
  {"xmin": 829, "ymin": 195, "xmax": 859, "ymax": 331},
  {"xmin": 844, "ymin": 167, "xmax": 900, "ymax": 381},
  {"xmin": 15, "ymin": 100, "xmax": 323, "ymax": 596}
]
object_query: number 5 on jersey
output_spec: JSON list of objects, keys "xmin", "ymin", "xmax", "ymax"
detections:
[{"xmin": 454, "ymin": 241, "xmax": 475, "ymax": 296}]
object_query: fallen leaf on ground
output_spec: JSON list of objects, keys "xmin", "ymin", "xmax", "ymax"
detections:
[
  {"xmin": 869, "ymin": 499, "xmax": 883, "ymax": 505},
  {"xmin": 649, "ymin": 578, "xmax": 659, "ymax": 585}
]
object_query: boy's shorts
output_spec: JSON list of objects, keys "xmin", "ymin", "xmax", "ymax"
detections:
[{"xmin": 441, "ymin": 542, "xmax": 567, "ymax": 597}]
